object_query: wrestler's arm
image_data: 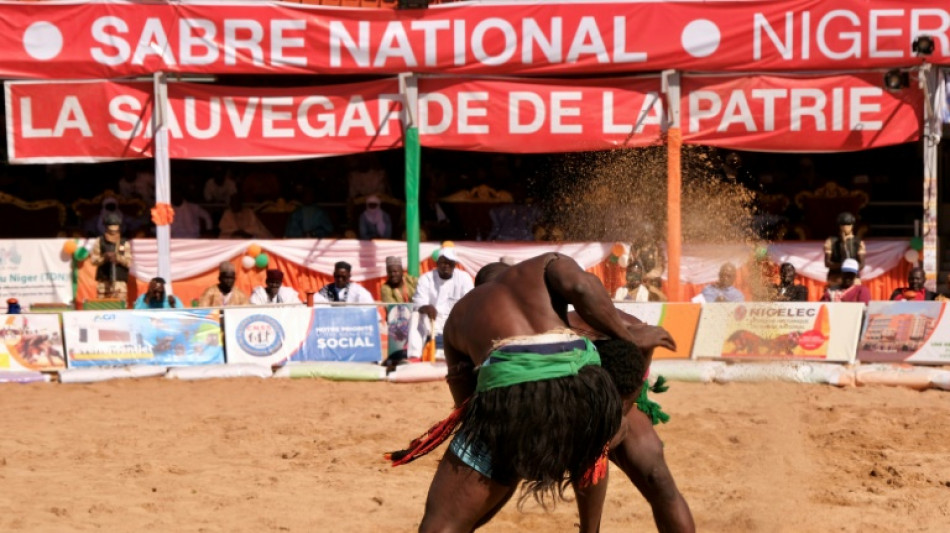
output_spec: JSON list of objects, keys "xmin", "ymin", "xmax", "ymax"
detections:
[
  {"xmin": 567, "ymin": 309, "xmax": 675, "ymax": 353},
  {"xmin": 545, "ymin": 256, "xmax": 638, "ymax": 344},
  {"xmin": 441, "ymin": 322, "xmax": 476, "ymax": 408}
]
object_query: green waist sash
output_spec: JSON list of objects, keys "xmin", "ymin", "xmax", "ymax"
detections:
[{"xmin": 476, "ymin": 337, "xmax": 601, "ymax": 392}]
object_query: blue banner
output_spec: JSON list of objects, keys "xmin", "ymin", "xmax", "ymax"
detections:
[
  {"xmin": 63, "ymin": 309, "xmax": 224, "ymax": 367},
  {"xmin": 293, "ymin": 306, "xmax": 381, "ymax": 363}
]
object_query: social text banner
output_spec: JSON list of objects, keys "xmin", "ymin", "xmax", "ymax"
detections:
[
  {"xmin": 682, "ymin": 73, "xmax": 924, "ymax": 151},
  {"xmin": 5, "ymin": 79, "xmax": 403, "ymax": 163},
  {"xmin": 857, "ymin": 301, "xmax": 950, "ymax": 364},
  {"xmin": 0, "ymin": 1, "xmax": 949, "ymax": 78},
  {"xmin": 417, "ymin": 77, "xmax": 663, "ymax": 152},
  {"xmin": 692, "ymin": 302, "xmax": 865, "ymax": 362},
  {"xmin": 0, "ymin": 314, "xmax": 65, "ymax": 372},
  {"xmin": 63, "ymin": 309, "xmax": 224, "ymax": 367},
  {"xmin": 224, "ymin": 305, "xmax": 382, "ymax": 366}
]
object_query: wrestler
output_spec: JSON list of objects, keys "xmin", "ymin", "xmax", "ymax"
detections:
[{"xmin": 388, "ymin": 254, "xmax": 693, "ymax": 532}]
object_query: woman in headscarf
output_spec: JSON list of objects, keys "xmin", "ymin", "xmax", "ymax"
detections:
[{"xmin": 358, "ymin": 195, "xmax": 392, "ymax": 240}]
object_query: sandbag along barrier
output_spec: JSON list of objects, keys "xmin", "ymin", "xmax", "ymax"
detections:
[{"xmin": 1, "ymin": 302, "xmax": 949, "ymax": 391}]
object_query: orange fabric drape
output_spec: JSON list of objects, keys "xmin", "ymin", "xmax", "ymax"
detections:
[{"xmin": 76, "ymin": 252, "xmax": 914, "ymax": 308}]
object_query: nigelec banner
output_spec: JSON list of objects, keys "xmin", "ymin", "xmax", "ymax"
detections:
[
  {"xmin": 224, "ymin": 305, "xmax": 381, "ymax": 366},
  {"xmin": 62, "ymin": 309, "xmax": 224, "ymax": 367},
  {"xmin": 692, "ymin": 302, "xmax": 865, "ymax": 362}
]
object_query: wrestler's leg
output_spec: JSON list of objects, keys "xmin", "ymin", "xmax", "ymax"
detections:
[
  {"xmin": 419, "ymin": 452, "xmax": 516, "ymax": 533},
  {"xmin": 609, "ymin": 408, "xmax": 695, "ymax": 533},
  {"xmin": 572, "ymin": 471, "xmax": 609, "ymax": 533}
]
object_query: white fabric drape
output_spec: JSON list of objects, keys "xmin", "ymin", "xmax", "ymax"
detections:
[{"xmin": 126, "ymin": 239, "xmax": 909, "ymax": 284}]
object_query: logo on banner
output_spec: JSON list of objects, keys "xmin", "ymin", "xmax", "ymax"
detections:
[
  {"xmin": 0, "ymin": 245, "xmax": 23, "ymax": 270},
  {"xmin": 236, "ymin": 315, "xmax": 284, "ymax": 357}
]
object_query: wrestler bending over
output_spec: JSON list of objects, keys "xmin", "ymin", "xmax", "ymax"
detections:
[{"xmin": 397, "ymin": 253, "xmax": 693, "ymax": 532}]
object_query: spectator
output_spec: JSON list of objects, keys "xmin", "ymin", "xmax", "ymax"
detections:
[
  {"xmin": 358, "ymin": 195, "xmax": 393, "ymax": 240},
  {"xmin": 889, "ymin": 267, "xmax": 936, "ymax": 301},
  {"xmin": 771, "ymin": 262, "xmax": 808, "ymax": 302},
  {"xmin": 408, "ymin": 246, "xmax": 474, "ymax": 358},
  {"xmin": 170, "ymin": 190, "xmax": 213, "ymax": 239},
  {"xmin": 219, "ymin": 195, "xmax": 272, "ymax": 239},
  {"xmin": 250, "ymin": 269, "xmax": 301, "ymax": 305},
  {"xmin": 285, "ymin": 188, "xmax": 334, "ymax": 238},
  {"xmin": 118, "ymin": 164, "xmax": 155, "ymax": 204},
  {"xmin": 420, "ymin": 188, "xmax": 451, "ymax": 241},
  {"xmin": 700, "ymin": 263, "xmax": 745, "ymax": 302},
  {"xmin": 824, "ymin": 211, "xmax": 865, "ymax": 283},
  {"xmin": 316, "ymin": 261, "xmax": 375, "ymax": 303},
  {"xmin": 203, "ymin": 170, "xmax": 238, "ymax": 204},
  {"xmin": 133, "ymin": 277, "xmax": 183, "ymax": 309},
  {"xmin": 631, "ymin": 221, "xmax": 666, "ymax": 289},
  {"xmin": 614, "ymin": 261, "xmax": 666, "ymax": 302},
  {"xmin": 380, "ymin": 256, "xmax": 417, "ymax": 304},
  {"xmin": 197, "ymin": 262, "xmax": 249, "ymax": 307},
  {"xmin": 488, "ymin": 186, "xmax": 538, "ymax": 241},
  {"xmin": 347, "ymin": 154, "xmax": 388, "ymax": 200},
  {"xmin": 89, "ymin": 214, "xmax": 132, "ymax": 301},
  {"xmin": 6, "ymin": 298, "xmax": 21, "ymax": 314},
  {"xmin": 820, "ymin": 259, "xmax": 871, "ymax": 303}
]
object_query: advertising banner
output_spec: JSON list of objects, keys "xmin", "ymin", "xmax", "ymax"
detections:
[
  {"xmin": 614, "ymin": 303, "xmax": 700, "ymax": 360},
  {"xmin": 0, "ymin": 1, "xmax": 948, "ymax": 79},
  {"xmin": 0, "ymin": 313, "xmax": 65, "ymax": 371},
  {"xmin": 692, "ymin": 302, "xmax": 864, "ymax": 362},
  {"xmin": 62, "ymin": 309, "xmax": 224, "ymax": 367},
  {"xmin": 417, "ymin": 76, "xmax": 663, "ymax": 152},
  {"xmin": 5, "ymin": 79, "xmax": 403, "ymax": 163},
  {"xmin": 857, "ymin": 301, "xmax": 950, "ymax": 364},
  {"xmin": 0, "ymin": 239, "xmax": 73, "ymax": 307},
  {"xmin": 682, "ymin": 73, "xmax": 924, "ymax": 152},
  {"xmin": 224, "ymin": 305, "xmax": 381, "ymax": 366}
]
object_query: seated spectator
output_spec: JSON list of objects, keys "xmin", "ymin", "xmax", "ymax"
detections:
[
  {"xmin": 250, "ymin": 269, "xmax": 301, "ymax": 305},
  {"xmin": 700, "ymin": 263, "xmax": 745, "ymax": 302},
  {"xmin": 204, "ymin": 170, "xmax": 238, "ymax": 204},
  {"xmin": 285, "ymin": 189, "xmax": 334, "ymax": 238},
  {"xmin": 889, "ymin": 267, "xmax": 936, "ymax": 301},
  {"xmin": 408, "ymin": 246, "xmax": 474, "ymax": 358},
  {"xmin": 420, "ymin": 188, "xmax": 451, "ymax": 241},
  {"xmin": 358, "ymin": 195, "xmax": 393, "ymax": 240},
  {"xmin": 170, "ymin": 190, "xmax": 212, "ymax": 239},
  {"xmin": 347, "ymin": 154, "xmax": 388, "ymax": 200},
  {"xmin": 198, "ymin": 262, "xmax": 249, "ymax": 307},
  {"xmin": 380, "ymin": 256, "xmax": 417, "ymax": 303},
  {"xmin": 219, "ymin": 195, "xmax": 272, "ymax": 239},
  {"xmin": 820, "ymin": 259, "xmax": 871, "ymax": 304},
  {"xmin": 488, "ymin": 201, "xmax": 538, "ymax": 241},
  {"xmin": 118, "ymin": 164, "xmax": 155, "ymax": 204},
  {"xmin": 133, "ymin": 277, "xmax": 183, "ymax": 309},
  {"xmin": 316, "ymin": 261, "xmax": 375, "ymax": 303},
  {"xmin": 614, "ymin": 261, "xmax": 666, "ymax": 302},
  {"xmin": 772, "ymin": 262, "xmax": 808, "ymax": 302}
]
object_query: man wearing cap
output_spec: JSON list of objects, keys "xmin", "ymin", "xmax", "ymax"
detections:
[
  {"xmin": 408, "ymin": 247, "xmax": 474, "ymax": 358},
  {"xmin": 315, "ymin": 261, "xmax": 375, "ymax": 303},
  {"xmin": 198, "ymin": 262, "xmax": 249, "ymax": 307},
  {"xmin": 133, "ymin": 277, "xmax": 183, "ymax": 309},
  {"xmin": 380, "ymin": 257, "xmax": 417, "ymax": 304},
  {"xmin": 820, "ymin": 259, "xmax": 871, "ymax": 303},
  {"xmin": 250, "ymin": 269, "xmax": 302, "ymax": 305},
  {"xmin": 824, "ymin": 211, "xmax": 866, "ymax": 283},
  {"xmin": 90, "ymin": 213, "xmax": 133, "ymax": 301}
]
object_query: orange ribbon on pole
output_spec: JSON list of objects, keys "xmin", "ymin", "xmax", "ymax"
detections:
[{"xmin": 150, "ymin": 202, "xmax": 175, "ymax": 226}]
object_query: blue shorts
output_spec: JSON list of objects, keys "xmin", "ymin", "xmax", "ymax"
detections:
[{"xmin": 448, "ymin": 431, "xmax": 494, "ymax": 479}]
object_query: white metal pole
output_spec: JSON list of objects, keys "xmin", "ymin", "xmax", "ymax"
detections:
[{"xmin": 153, "ymin": 72, "xmax": 173, "ymax": 292}]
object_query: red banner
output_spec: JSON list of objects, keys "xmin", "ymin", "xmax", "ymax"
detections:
[
  {"xmin": 681, "ymin": 72, "xmax": 924, "ymax": 151},
  {"xmin": 4, "ymin": 79, "xmax": 404, "ymax": 162},
  {"xmin": 0, "ymin": 1, "xmax": 948, "ymax": 78},
  {"xmin": 417, "ymin": 77, "xmax": 663, "ymax": 152}
]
